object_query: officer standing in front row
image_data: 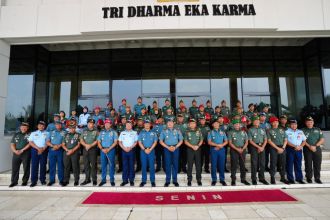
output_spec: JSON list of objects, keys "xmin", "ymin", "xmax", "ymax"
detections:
[
  {"xmin": 248, "ymin": 116, "xmax": 269, "ymax": 185},
  {"xmin": 97, "ymin": 119, "xmax": 118, "ymax": 187},
  {"xmin": 28, "ymin": 121, "xmax": 49, "ymax": 187},
  {"xmin": 159, "ymin": 119, "xmax": 183, "ymax": 187},
  {"xmin": 267, "ymin": 116, "xmax": 289, "ymax": 184},
  {"xmin": 138, "ymin": 119, "xmax": 158, "ymax": 187},
  {"xmin": 185, "ymin": 118, "xmax": 204, "ymax": 186},
  {"xmin": 208, "ymin": 120, "xmax": 228, "ymax": 186},
  {"xmin": 61, "ymin": 122, "xmax": 81, "ymax": 186},
  {"xmin": 118, "ymin": 120, "xmax": 138, "ymax": 186},
  {"xmin": 302, "ymin": 116, "xmax": 325, "ymax": 184},
  {"xmin": 286, "ymin": 119, "xmax": 307, "ymax": 184},
  {"xmin": 80, "ymin": 118, "xmax": 99, "ymax": 186},
  {"xmin": 46, "ymin": 120, "xmax": 66, "ymax": 186},
  {"xmin": 9, "ymin": 122, "xmax": 31, "ymax": 187},
  {"xmin": 228, "ymin": 119, "xmax": 250, "ymax": 186}
]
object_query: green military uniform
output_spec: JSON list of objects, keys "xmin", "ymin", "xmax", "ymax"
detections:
[
  {"xmin": 124, "ymin": 112, "xmax": 134, "ymax": 121},
  {"xmin": 150, "ymin": 107, "xmax": 162, "ymax": 120},
  {"xmin": 185, "ymin": 127, "xmax": 203, "ymax": 183},
  {"xmin": 63, "ymin": 132, "xmax": 81, "ymax": 184},
  {"xmin": 199, "ymin": 123, "xmax": 211, "ymax": 172},
  {"xmin": 302, "ymin": 125, "xmax": 324, "ymax": 182},
  {"xmin": 245, "ymin": 110, "xmax": 256, "ymax": 121},
  {"xmin": 162, "ymin": 105, "xmax": 174, "ymax": 115},
  {"xmin": 80, "ymin": 127, "xmax": 98, "ymax": 183},
  {"xmin": 205, "ymin": 106, "xmax": 214, "ymax": 116},
  {"xmin": 228, "ymin": 127, "xmax": 248, "ymax": 183},
  {"xmin": 220, "ymin": 106, "xmax": 230, "ymax": 117},
  {"xmin": 267, "ymin": 128, "xmax": 288, "ymax": 181},
  {"xmin": 189, "ymin": 106, "xmax": 198, "ymax": 119},
  {"xmin": 248, "ymin": 125, "xmax": 267, "ymax": 183},
  {"xmin": 175, "ymin": 121, "xmax": 188, "ymax": 173},
  {"xmin": 10, "ymin": 130, "xmax": 31, "ymax": 185},
  {"xmin": 195, "ymin": 111, "xmax": 206, "ymax": 121}
]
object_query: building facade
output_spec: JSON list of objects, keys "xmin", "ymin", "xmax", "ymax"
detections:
[{"xmin": 0, "ymin": 0, "xmax": 330, "ymax": 171}]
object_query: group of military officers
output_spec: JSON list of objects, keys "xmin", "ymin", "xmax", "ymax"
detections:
[{"xmin": 9, "ymin": 97, "xmax": 325, "ymax": 188}]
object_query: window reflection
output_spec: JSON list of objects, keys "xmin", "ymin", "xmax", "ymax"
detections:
[{"xmin": 112, "ymin": 80, "xmax": 142, "ymax": 111}]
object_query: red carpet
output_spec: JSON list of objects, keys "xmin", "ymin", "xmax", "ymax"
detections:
[{"xmin": 82, "ymin": 189, "xmax": 297, "ymax": 205}]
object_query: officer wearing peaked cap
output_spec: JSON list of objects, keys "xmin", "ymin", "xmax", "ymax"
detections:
[{"xmin": 302, "ymin": 116, "xmax": 325, "ymax": 184}]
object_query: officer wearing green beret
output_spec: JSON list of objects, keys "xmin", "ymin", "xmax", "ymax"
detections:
[
  {"xmin": 220, "ymin": 100, "xmax": 230, "ymax": 117},
  {"xmin": 228, "ymin": 119, "xmax": 250, "ymax": 186},
  {"xmin": 198, "ymin": 115, "xmax": 211, "ymax": 173},
  {"xmin": 302, "ymin": 116, "xmax": 325, "ymax": 184},
  {"xmin": 175, "ymin": 113, "xmax": 188, "ymax": 173},
  {"xmin": 162, "ymin": 99, "xmax": 174, "ymax": 116},
  {"xmin": 62, "ymin": 122, "xmax": 81, "ymax": 186},
  {"xmin": 205, "ymin": 100, "xmax": 214, "ymax": 116},
  {"xmin": 248, "ymin": 116, "xmax": 269, "ymax": 185},
  {"xmin": 185, "ymin": 118, "xmax": 204, "ymax": 186},
  {"xmin": 189, "ymin": 99, "xmax": 199, "ymax": 119},
  {"xmin": 267, "ymin": 116, "xmax": 289, "ymax": 184},
  {"xmin": 80, "ymin": 118, "xmax": 99, "ymax": 186},
  {"xmin": 9, "ymin": 122, "xmax": 31, "ymax": 187}
]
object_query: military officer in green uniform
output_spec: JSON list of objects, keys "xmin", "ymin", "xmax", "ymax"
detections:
[
  {"xmin": 175, "ymin": 114, "xmax": 188, "ymax": 173},
  {"xmin": 246, "ymin": 103, "xmax": 256, "ymax": 121},
  {"xmin": 198, "ymin": 115, "xmax": 211, "ymax": 173},
  {"xmin": 9, "ymin": 122, "xmax": 31, "ymax": 187},
  {"xmin": 220, "ymin": 100, "xmax": 230, "ymax": 117},
  {"xmin": 149, "ymin": 101, "xmax": 162, "ymax": 122},
  {"xmin": 124, "ymin": 105, "xmax": 135, "ymax": 122},
  {"xmin": 162, "ymin": 98, "xmax": 174, "ymax": 115},
  {"xmin": 279, "ymin": 115, "xmax": 288, "ymax": 131},
  {"xmin": 140, "ymin": 107, "xmax": 151, "ymax": 122},
  {"xmin": 228, "ymin": 119, "xmax": 250, "ymax": 186},
  {"xmin": 195, "ymin": 104, "xmax": 207, "ymax": 121},
  {"xmin": 189, "ymin": 99, "xmax": 199, "ymax": 119},
  {"xmin": 267, "ymin": 116, "xmax": 289, "ymax": 184},
  {"xmin": 80, "ymin": 118, "xmax": 99, "ymax": 186},
  {"xmin": 248, "ymin": 116, "xmax": 269, "ymax": 185},
  {"xmin": 205, "ymin": 100, "xmax": 214, "ymax": 116},
  {"xmin": 164, "ymin": 108, "xmax": 176, "ymax": 123},
  {"xmin": 176, "ymin": 100, "xmax": 185, "ymax": 114},
  {"xmin": 212, "ymin": 106, "xmax": 221, "ymax": 122},
  {"xmin": 62, "ymin": 122, "xmax": 81, "ymax": 186},
  {"xmin": 302, "ymin": 116, "xmax": 325, "ymax": 184},
  {"xmin": 185, "ymin": 118, "xmax": 204, "ymax": 186}
]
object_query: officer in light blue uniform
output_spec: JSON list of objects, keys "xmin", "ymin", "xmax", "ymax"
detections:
[
  {"xmin": 285, "ymin": 119, "xmax": 307, "ymax": 184},
  {"xmin": 46, "ymin": 113, "xmax": 61, "ymax": 132},
  {"xmin": 28, "ymin": 121, "xmax": 49, "ymax": 187},
  {"xmin": 138, "ymin": 119, "xmax": 158, "ymax": 187},
  {"xmin": 97, "ymin": 119, "xmax": 118, "ymax": 187},
  {"xmin": 159, "ymin": 119, "xmax": 183, "ymax": 187},
  {"xmin": 118, "ymin": 120, "xmax": 138, "ymax": 186},
  {"xmin": 46, "ymin": 120, "xmax": 66, "ymax": 186},
  {"xmin": 208, "ymin": 120, "xmax": 228, "ymax": 186},
  {"xmin": 118, "ymin": 98, "xmax": 127, "ymax": 116}
]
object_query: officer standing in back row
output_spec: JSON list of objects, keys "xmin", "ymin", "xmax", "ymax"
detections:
[
  {"xmin": 9, "ymin": 122, "xmax": 31, "ymax": 187},
  {"xmin": 302, "ymin": 116, "xmax": 325, "ymax": 184}
]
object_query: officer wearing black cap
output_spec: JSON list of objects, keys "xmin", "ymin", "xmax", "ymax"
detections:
[
  {"xmin": 302, "ymin": 116, "xmax": 325, "ymax": 184},
  {"xmin": 185, "ymin": 118, "xmax": 203, "ymax": 186},
  {"xmin": 9, "ymin": 122, "xmax": 31, "ymax": 187},
  {"xmin": 80, "ymin": 118, "xmax": 99, "ymax": 186}
]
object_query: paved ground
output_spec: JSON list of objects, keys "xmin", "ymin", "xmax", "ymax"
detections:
[{"xmin": 0, "ymin": 188, "xmax": 330, "ymax": 220}]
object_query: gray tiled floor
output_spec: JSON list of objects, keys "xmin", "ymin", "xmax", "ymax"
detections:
[{"xmin": 0, "ymin": 188, "xmax": 330, "ymax": 219}]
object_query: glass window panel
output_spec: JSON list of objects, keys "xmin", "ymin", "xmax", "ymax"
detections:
[
  {"xmin": 176, "ymin": 79, "xmax": 210, "ymax": 95},
  {"xmin": 81, "ymin": 81, "xmax": 109, "ymax": 96},
  {"xmin": 211, "ymin": 78, "xmax": 231, "ymax": 107},
  {"xmin": 142, "ymin": 79, "xmax": 170, "ymax": 94},
  {"xmin": 5, "ymin": 75, "xmax": 33, "ymax": 134},
  {"xmin": 322, "ymin": 52, "xmax": 330, "ymax": 129},
  {"xmin": 59, "ymin": 82, "xmax": 71, "ymax": 117},
  {"xmin": 112, "ymin": 80, "xmax": 142, "ymax": 111}
]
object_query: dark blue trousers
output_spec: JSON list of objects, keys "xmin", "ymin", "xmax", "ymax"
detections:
[
  {"xmin": 210, "ymin": 147, "xmax": 226, "ymax": 182},
  {"xmin": 48, "ymin": 148, "xmax": 64, "ymax": 183},
  {"xmin": 164, "ymin": 148, "xmax": 179, "ymax": 183},
  {"xmin": 286, "ymin": 147, "xmax": 303, "ymax": 181},
  {"xmin": 31, "ymin": 148, "xmax": 48, "ymax": 184},
  {"xmin": 122, "ymin": 149, "xmax": 135, "ymax": 182}
]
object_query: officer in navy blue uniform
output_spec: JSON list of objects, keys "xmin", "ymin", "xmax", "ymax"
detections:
[
  {"xmin": 159, "ymin": 119, "xmax": 183, "ymax": 187},
  {"xmin": 46, "ymin": 121, "xmax": 66, "ymax": 186},
  {"xmin": 138, "ymin": 119, "xmax": 158, "ymax": 187},
  {"xmin": 97, "ymin": 119, "xmax": 118, "ymax": 187},
  {"xmin": 28, "ymin": 121, "xmax": 49, "ymax": 187},
  {"xmin": 208, "ymin": 120, "xmax": 228, "ymax": 186}
]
